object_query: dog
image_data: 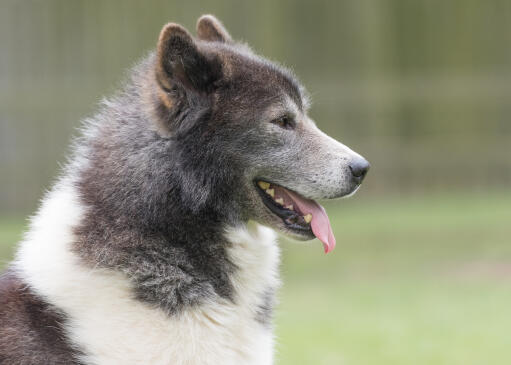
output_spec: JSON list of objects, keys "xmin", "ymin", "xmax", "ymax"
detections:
[{"xmin": 0, "ymin": 15, "xmax": 369, "ymax": 365}]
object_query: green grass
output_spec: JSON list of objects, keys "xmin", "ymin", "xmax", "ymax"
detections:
[
  {"xmin": 1, "ymin": 191, "xmax": 511, "ymax": 364},
  {"xmin": 277, "ymin": 191, "xmax": 511, "ymax": 365},
  {"xmin": 0, "ymin": 218, "xmax": 25, "ymax": 268}
]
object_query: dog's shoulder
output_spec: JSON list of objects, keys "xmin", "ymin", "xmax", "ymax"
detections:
[{"xmin": 0, "ymin": 271, "xmax": 82, "ymax": 365}]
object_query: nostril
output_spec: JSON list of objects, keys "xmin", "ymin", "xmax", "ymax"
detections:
[{"xmin": 349, "ymin": 158, "xmax": 370, "ymax": 179}]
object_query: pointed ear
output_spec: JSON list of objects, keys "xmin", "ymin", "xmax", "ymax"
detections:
[
  {"xmin": 156, "ymin": 23, "xmax": 221, "ymax": 92},
  {"xmin": 196, "ymin": 15, "xmax": 232, "ymax": 43}
]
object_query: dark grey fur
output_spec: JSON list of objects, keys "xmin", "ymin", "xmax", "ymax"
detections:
[
  {"xmin": 255, "ymin": 288, "xmax": 276, "ymax": 327},
  {"xmin": 72, "ymin": 23, "xmax": 307, "ymax": 316},
  {"xmin": 0, "ymin": 271, "xmax": 83, "ymax": 364}
]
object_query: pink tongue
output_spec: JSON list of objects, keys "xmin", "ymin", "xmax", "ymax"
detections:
[{"xmin": 285, "ymin": 190, "xmax": 336, "ymax": 254}]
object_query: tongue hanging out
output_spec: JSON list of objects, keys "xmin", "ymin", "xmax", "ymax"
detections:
[
  {"xmin": 257, "ymin": 181, "xmax": 336, "ymax": 253},
  {"xmin": 285, "ymin": 190, "xmax": 336, "ymax": 253}
]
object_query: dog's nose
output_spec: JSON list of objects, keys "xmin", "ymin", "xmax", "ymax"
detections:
[{"xmin": 349, "ymin": 158, "xmax": 370, "ymax": 182}]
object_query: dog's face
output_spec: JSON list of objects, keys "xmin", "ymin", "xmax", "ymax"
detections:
[{"xmin": 153, "ymin": 16, "xmax": 369, "ymax": 252}]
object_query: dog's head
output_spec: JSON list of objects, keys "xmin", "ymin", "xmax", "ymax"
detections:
[{"xmin": 150, "ymin": 15, "xmax": 369, "ymax": 252}]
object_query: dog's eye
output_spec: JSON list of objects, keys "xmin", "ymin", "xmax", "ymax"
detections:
[{"xmin": 271, "ymin": 115, "xmax": 295, "ymax": 130}]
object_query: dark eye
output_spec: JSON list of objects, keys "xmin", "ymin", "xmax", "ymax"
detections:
[{"xmin": 271, "ymin": 115, "xmax": 295, "ymax": 130}]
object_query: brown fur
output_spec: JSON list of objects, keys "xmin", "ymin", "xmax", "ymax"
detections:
[{"xmin": 196, "ymin": 15, "xmax": 232, "ymax": 43}]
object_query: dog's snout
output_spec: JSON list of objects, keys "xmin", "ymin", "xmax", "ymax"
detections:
[{"xmin": 349, "ymin": 158, "xmax": 370, "ymax": 182}]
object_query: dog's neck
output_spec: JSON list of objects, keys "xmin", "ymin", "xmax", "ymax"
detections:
[
  {"xmin": 65, "ymin": 93, "xmax": 248, "ymax": 315},
  {"xmin": 72, "ymin": 158, "xmax": 240, "ymax": 314},
  {"xmin": 28, "ymin": 55, "xmax": 271, "ymax": 316}
]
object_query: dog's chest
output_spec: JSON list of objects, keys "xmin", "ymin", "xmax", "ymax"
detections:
[
  {"xmin": 17, "ymin": 184, "xmax": 281, "ymax": 365},
  {"xmin": 70, "ymin": 224, "xmax": 279, "ymax": 365},
  {"xmin": 20, "ymin": 212, "xmax": 279, "ymax": 365}
]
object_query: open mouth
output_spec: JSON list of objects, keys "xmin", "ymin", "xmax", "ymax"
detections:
[{"xmin": 255, "ymin": 180, "xmax": 336, "ymax": 253}]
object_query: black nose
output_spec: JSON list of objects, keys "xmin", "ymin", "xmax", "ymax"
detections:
[{"xmin": 349, "ymin": 158, "xmax": 370, "ymax": 182}]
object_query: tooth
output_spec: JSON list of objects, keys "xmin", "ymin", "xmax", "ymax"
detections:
[
  {"xmin": 275, "ymin": 198, "xmax": 284, "ymax": 205},
  {"xmin": 285, "ymin": 204, "xmax": 294, "ymax": 211},
  {"xmin": 304, "ymin": 214, "xmax": 312, "ymax": 223},
  {"xmin": 266, "ymin": 189, "xmax": 274, "ymax": 198},
  {"xmin": 258, "ymin": 181, "xmax": 270, "ymax": 190}
]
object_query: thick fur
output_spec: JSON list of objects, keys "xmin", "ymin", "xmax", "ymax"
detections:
[
  {"xmin": 0, "ymin": 15, "xmax": 367, "ymax": 364},
  {"xmin": 0, "ymin": 271, "xmax": 83, "ymax": 364},
  {"xmin": 13, "ymin": 180, "xmax": 278, "ymax": 364}
]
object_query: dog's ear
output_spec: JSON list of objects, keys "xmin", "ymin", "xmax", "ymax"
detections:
[
  {"xmin": 196, "ymin": 15, "xmax": 232, "ymax": 43},
  {"xmin": 156, "ymin": 23, "xmax": 222, "ymax": 93}
]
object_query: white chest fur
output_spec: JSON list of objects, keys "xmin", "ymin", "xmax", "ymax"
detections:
[{"xmin": 16, "ymin": 183, "xmax": 280, "ymax": 365}]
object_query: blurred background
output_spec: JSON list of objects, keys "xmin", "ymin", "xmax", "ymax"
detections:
[{"xmin": 0, "ymin": 1, "xmax": 510, "ymax": 364}]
